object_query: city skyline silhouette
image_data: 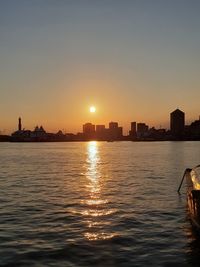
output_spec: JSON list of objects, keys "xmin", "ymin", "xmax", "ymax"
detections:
[{"xmin": 0, "ymin": 108, "xmax": 197, "ymax": 142}]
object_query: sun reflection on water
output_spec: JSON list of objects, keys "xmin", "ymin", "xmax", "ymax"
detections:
[
  {"xmin": 86, "ymin": 141, "xmax": 101, "ymax": 196},
  {"xmin": 82, "ymin": 141, "xmax": 116, "ymax": 241}
]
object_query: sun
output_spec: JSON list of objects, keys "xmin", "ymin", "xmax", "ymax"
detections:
[{"xmin": 90, "ymin": 106, "xmax": 96, "ymax": 113}]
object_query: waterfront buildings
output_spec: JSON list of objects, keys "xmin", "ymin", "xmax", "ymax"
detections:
[
  {"xmin": 5, "ymin": 110, "xmax": 200, "ymax": 142},
  {"xmin": 129, "ymin": 122, "xmax": 137, "ymax": 139},
  {"xmin": 83, "ymin": 123, "xmax": 95, "ymax": 134},
  {"xmin": 170, "ymin": 109, "xmax": 185, "ymax": 138},
  {"xmin": 82, "ymin": 122, "xmax": 123, "ymax": 140},
  {"xmin": 96, "ymin": 125, "xmax": 107, "ymax": 140},
  {"xmin": 108, "ymin": 122, "xmax": 123, "ymax": 140},
  {"xmin": 11, "ymin": 118, "xmax": 73, "ymax": 142},
  {"xmin": 137, "ymin": 123, "xmax": 149, "ymax": 138},
  {"xmin": 185, "ymin": 117, "xmax": 200, "ymax": 140},
  {"xmin": 82, "ymin": 123, "xmax": 96, "ymax": 139}
]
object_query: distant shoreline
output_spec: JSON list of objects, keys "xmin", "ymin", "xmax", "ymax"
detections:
[{"xmin": 1, "ymin": 139, "xmax": 200, "ymax": 143}]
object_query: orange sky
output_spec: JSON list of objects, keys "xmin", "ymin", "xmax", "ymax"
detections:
[{"xmin": 0, "ymin": 1, "xmax": 200, "ymax": 134}]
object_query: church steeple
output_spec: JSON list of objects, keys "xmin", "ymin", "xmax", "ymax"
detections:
[{"xmin": 18, "ymin": 117, "xmax": 22, "ymax": 131}]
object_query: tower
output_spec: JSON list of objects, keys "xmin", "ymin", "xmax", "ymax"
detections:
[
  {"xmin": 129, "ymin": 121, "xmax": 137, "ymax": 139},
  {"xmin": 131, "ymin": 122, "xmax": 136, "ymax": 133},
  {"xmin": 18, "ymin": 117, "xmax": 22, "ymax": 131},
  {"xmin": 170, "ymin": 109, "xmax": 185, "ymax": 137}
]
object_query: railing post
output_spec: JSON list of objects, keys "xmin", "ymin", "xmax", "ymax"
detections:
[{"xmin": 177, "ymin": 168, "xmax": 192, "ymax": 193}]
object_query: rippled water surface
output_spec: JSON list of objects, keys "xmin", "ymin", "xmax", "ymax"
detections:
[{"xmin": 1, "ymin": 141, "xmax": 200, "ymax": 267}]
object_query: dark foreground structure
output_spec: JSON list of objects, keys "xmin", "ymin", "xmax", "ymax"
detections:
[{"xmin": 184, "ymin": 166, "xmax": 200, "ymax": 230}]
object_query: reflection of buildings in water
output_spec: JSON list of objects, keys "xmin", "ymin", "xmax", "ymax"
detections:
[{"xmin": 83, "ymin": 141, "xmax": 116, "ymax": 241}]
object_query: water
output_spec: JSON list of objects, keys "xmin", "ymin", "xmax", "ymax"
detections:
[{"xmin": 0, "ymin": 141, "xmax": 200, "ymax": 267}]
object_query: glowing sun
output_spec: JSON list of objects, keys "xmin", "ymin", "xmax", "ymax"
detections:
[{"xmin": 90, "ymin": 106, "xmax": 96, "ymax": 113}]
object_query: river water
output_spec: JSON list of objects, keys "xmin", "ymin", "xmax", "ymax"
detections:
[{"xmin": 0, "ymin": 141, "xmax": 200, "ymax": 267}]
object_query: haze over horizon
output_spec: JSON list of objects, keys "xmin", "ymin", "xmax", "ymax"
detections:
[{"xmin": 1, "ymin": 0, "xmax": 200, "ymax": 134}]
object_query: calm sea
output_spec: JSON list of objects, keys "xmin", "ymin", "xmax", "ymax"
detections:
[{"xmin": 1, "ymin": 141, "xmax": 200, "ymax": 267}]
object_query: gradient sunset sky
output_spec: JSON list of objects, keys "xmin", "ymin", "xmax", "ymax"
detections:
[{"xmin": 1, "ymin": 0, "xmax": 200, "ymax": 134}]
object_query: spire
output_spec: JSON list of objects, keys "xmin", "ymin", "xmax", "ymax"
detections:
[{"xmin": 18, "ymin": 117, "xmax": 22, "ymax": 131}]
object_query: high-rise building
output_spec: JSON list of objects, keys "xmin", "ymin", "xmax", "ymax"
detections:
[
  {"xmin": 96, "ymin": 125, "xmax": 105, "ymax": 133},
  {"xmin": 170, "ymin": 109, "xmax": 185, "ymax": 137},
  {"xmin": 131, "ymin": 122, "xmax": 136, "ymax": 133},
  {"xmin": 109, "ymin": 122, "xmax": 118, "ymax": 129},
  {"xmin": 129, "ymin": 121, "xmax": 137, "ymax": 139},
  {"xmin": 108, "ymin": 121, "xmax": 123, "ymax": 139},
  {"xmin": 96, "ymin": 125, "xmax": 106, "ymax": 140},
  {"xmin": 82, "ymin": 123, "xmax": 95, "ymax": 139},
  {"xmin": 83, "ymin": 123, "xmax": 95, "ymax": 134},
  {"xmin": 137, "ymin": 123, "xmax": 149, "ymax": 137}
]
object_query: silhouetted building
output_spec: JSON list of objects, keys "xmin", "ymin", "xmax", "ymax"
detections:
[
  {"xmin": 148, "ymin": 127, "xmax": 167, "ymax": 140},
  {"xmin": 170, "ymin": 109, "xmax": 185, "ymax": 137},
  {"xmin": 83, "ymin": 123, "xmax": 95, "ymax": 134},
  {"xmin": 108, "ymin": 121, "xmax": 123, "ymax": 140},
  {"xmin": 184, "ymin": 117, "xmax": 200, "ymax": 140},
  {"xmin": 18, "ymin": 117, "xmax": 22, "ymax": 131},
  {"xmin": 12, "ymin": 117, "xmax": 27, "ymax": 141},
  {"xmin": 190, "ymin": 119, "xmax": 200, "ymax": 136},
  {"xmin": 109, "ymin": 122, "xmax": 118, "ymax": 129},
  {"xmin": 131, "ymin": 122, "xmax": 136, "ymax": 133},
  {"xmin": 129, "ymin": 121, "xmax": 137, "ymax": 139},
  {"xmin": 57, "ymin": 130, "xmax": 64, "ymax": 136},
  {"xmin": 96, "ymin": 125, "xmax": 106, "ymax": 140},
  {"xmin": 137, "ymin": 123, "xmax": 149, "ymax": 138},
  {"xmin": 96, "ymin": 125, "xmax": 105, "ymax": 133},
  {"xmin": 31, "ymin": 125, "xmax": 46, "ymax": 138},
  {"xmin": 12, "ymin": 118, "xmax": 50, "ymax": 141},
  {"xmin": 83, "ymin": 123, "xmax": 95, "ymax": 139},
  {"xmin": 10, "ymin": 111, "xmax": 200, "ymax": 142},
  {"xmin": 117, "ymin": 127, "xmax": 123, "ymax": 138}
]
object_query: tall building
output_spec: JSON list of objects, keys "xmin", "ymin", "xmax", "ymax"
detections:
[
  {"xmin": 83, "ymin": 123, "xmax": 95, "ymax": 134},
  {"xmin": 96, "ymin": 125, "xmax": 106, "ymax": 140},
  {"xmin": 83, "ymin": 123, "xmax": 95, "ymax": 139},
  {"xmin": 108, "ymin": 121, "xmax": 123, "ymax": 140},
  {"xmin": 129, "ymin": 121, "xmax": 137, "ymax": 139},
  {"xmin": 137, "ymin": 123, "xmax": 149, "ymax": 138},
  {"xmin": 131, "ymin": 122, "xmax": 136, "ymax": 133},
  {"xmin": 96, "ymin": 125, "xmax": 105, "ymax": 133},
  {"xmin": 170, "ymin": 109, "xmax": 185, "ymax": 137},
  {"xmin": 109, "ymin": 122, "xmax": 118, "ymax": 129}
]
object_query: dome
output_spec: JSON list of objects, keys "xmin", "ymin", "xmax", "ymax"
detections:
[{"xmin": 39, "ymin": 126, "xmax": 45, "ymax": 132}]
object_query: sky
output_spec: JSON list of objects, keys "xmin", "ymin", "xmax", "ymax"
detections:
[{"xmin": 1, "ymin": 0, "xmax": 200, "ymax": 134}]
